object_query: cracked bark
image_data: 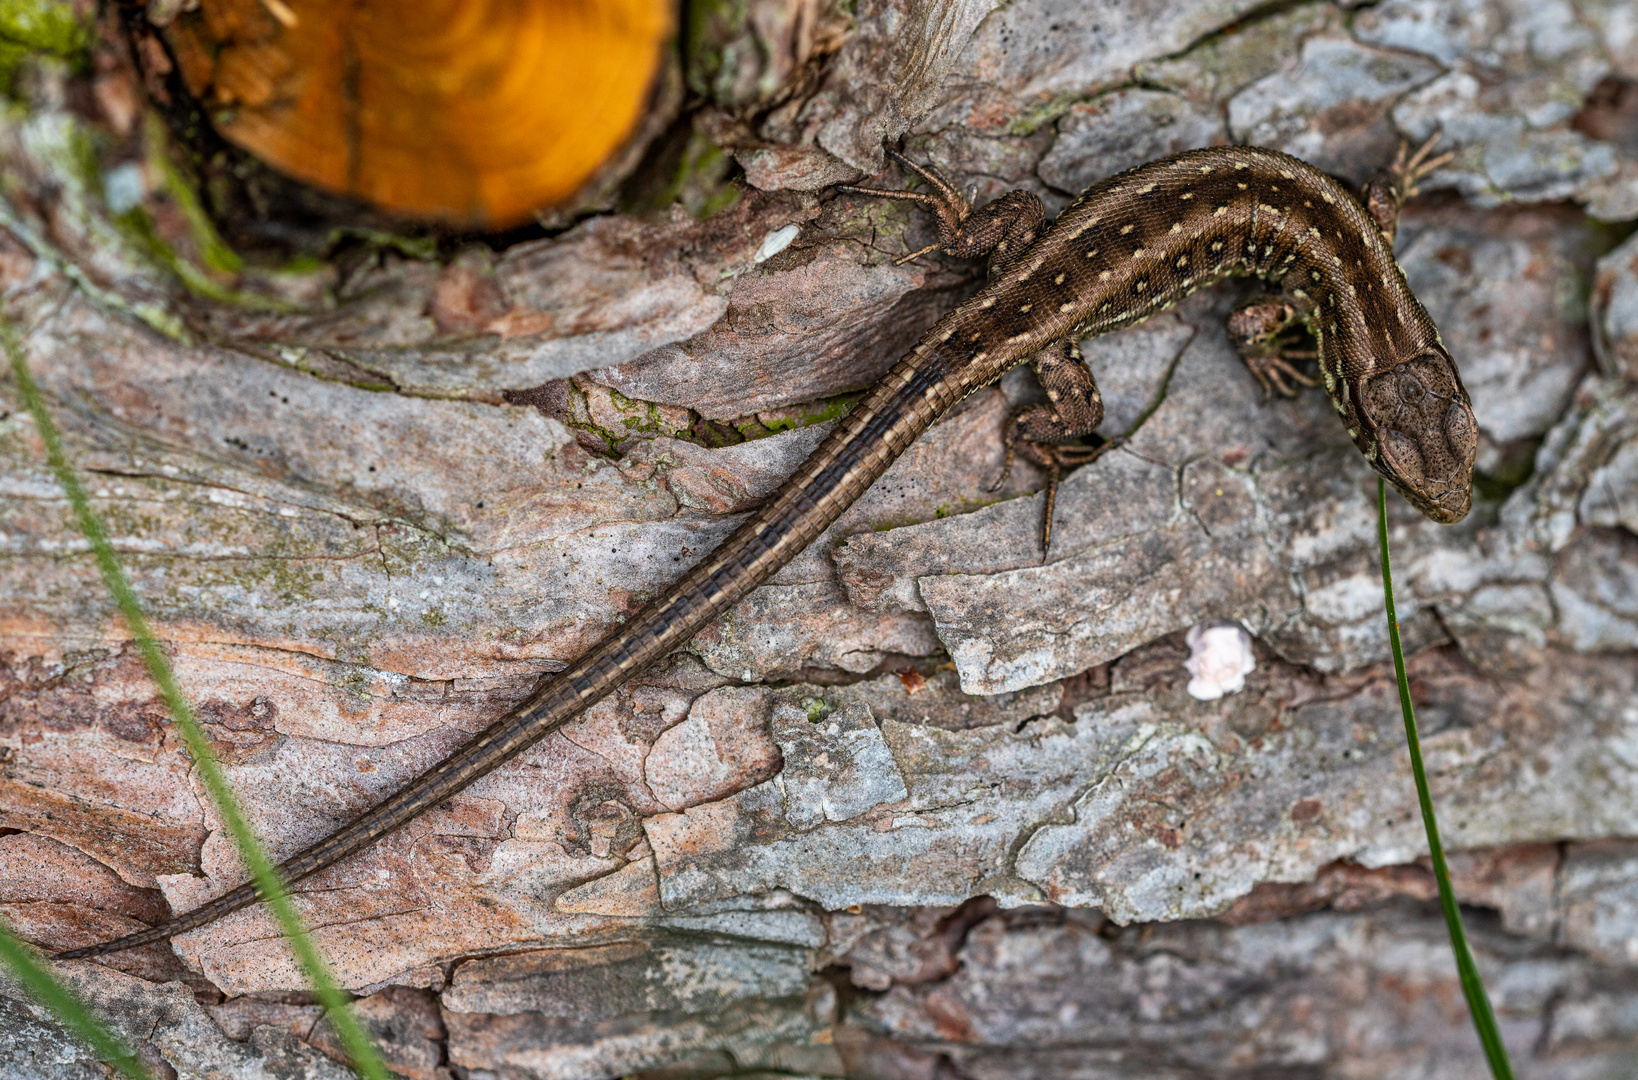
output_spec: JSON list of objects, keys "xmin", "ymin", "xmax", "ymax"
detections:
[{"xmin": 4, "ymin": 0, "xmax": 1638, "ymax": 1077}]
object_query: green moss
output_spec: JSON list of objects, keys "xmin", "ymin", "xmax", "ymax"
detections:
[
  {"xmin": 646, "ymin": 132, "xmax": 741, "ymax": 221},
  {"xmin": 755, "ymin": 392, "xmax": 860, "ymax": 434},
  {"xmin": 723, "ymin": 392, "xmax": 861, "ymax": 445},
  {"xmin": 801, "ymin": 696, "xmax": 827, "ymax": 722},
  {"xmin": 326, "ymin": 227, "xmax": 439, "ymax": 262},
  {"xmin": 108, "ymin": 116, "xmax": 300, "ymax": 311},
  {"xmin": 605, "ymin": 385, "xmax": 694, "ymax": 438},
  {"xmin": 867, "ymin": 492, "xmax": 1004, "ymax": 533},
  {"xmin": 128, "ymin": 300, "xmax": 187, "ymax": 341},
  {"xmin": 695, "ymin": 177, "xmax": 741, "ymax": 219},
  {"xmin": 553, "ymin": 381, "xmax": 860, "ymax": 454},
  {"xmin": 0, "ymin": 0, "xmax": 87, "ymax": 53},
  {"xmin": 145, "ymin": 120, "xmax": 242, "ymax": 276},
  {"xmin": 685, "ymin": 0, "xmax": 749, "ymax": 99},
  {"xmin": 1006, "ymin": 94, "xmax": 1090, "ymax": 137},
  {"xmin": 0, "ymin": 39, "xmax": 26, "ymax": 90},
  {"xmin": 693, "ymin": 417, "xmax": 745, "ymax": 447},
  {"xmin": 0, "ymin": 0, "xmax": 88, "ymax": 90},
  {"xmin": 731, "ymin": 414, "xmax": 775, "ymax": 441},
  {"xmin": 332, "ymin": 663, "xmax": 377, "ymax": 708},
  {"xmin": 140, "ymin": 555, "xmax": 330, "ymax": 624},
  {"xmin": 281, "ymin": 253, "xmax": 327, "ymax": 275}
]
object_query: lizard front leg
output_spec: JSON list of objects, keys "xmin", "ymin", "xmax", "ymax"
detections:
[
  {"xmin": 840, "ymin": 151, "xmax": 1046, "ymax": 274},
  {"xmin": 1362, "ymin": 132, "xmax": 1454, "ymax": 245},
  {"xmin": 989, "ymin": 340, "xmax": 1114, "ymax": 553},
  {"xmin": 1226, "ymin": 297, "xmax": 1319, "ymax": 399}
]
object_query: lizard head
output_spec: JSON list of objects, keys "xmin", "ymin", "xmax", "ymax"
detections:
[{"xmin": 1351, "ymin": 345, "xmax": 1476, "ymax": 524}]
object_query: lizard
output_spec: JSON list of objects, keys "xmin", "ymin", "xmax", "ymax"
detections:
[{"xmin": 59, "ymin": 136, "xmax": 1476, "ymax": 961}]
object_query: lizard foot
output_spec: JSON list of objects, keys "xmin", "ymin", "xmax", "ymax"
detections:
[
  {"xmin": 1242, "ymin": 344, "xmax": 1320, "ymax": 398},
  {"xmin": 1390, "ymin": 132, "xmax": 1456, "ymax": 200},
  {"xmin": 839, "ymin": 151, "xmax": 973, "ymax": 265},
  {"xmin": 1227, "ymin": 299, "xmax": 1319, "ymax": 398},
  {"xmin": 1365, "ymin": 132, "xmax": 1455, "ymax": 242},
  {"xmin": 840, "ymin": 151, "xmax": 1046, "ymax": 271},
  {"xmin": 991, "ymin": 434, "xmax": 1123, "ymax": 554}
]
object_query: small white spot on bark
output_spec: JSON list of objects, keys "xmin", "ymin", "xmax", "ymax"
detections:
[
  {"xmin": 1185, "ymin": 622, "xmax": 1256, "ymax": 700},
  {"xmin": 754, "ymin": 224, "xmax": 801, "ymax": 263},
  {"xmin": 103, "ymin": 163, "xmax": 147, "ymax": 214}
]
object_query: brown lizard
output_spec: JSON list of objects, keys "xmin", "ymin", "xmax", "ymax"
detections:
[{"xmin": 60, "ymin": 137, "xmax": 1476, "ymax": 961}]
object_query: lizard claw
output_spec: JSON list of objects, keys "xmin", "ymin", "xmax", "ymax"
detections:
[
  {"xmin": 840, "ymin": 153, "xmax": 976, "ymax": 266},
  {"xmin": 1245, "ymin": 348, "xmax": 1320, "ymax": 398},
  {"xmin": 893, "ymin": 243, "xmax": 941, "ymax": 267},
  {"xmin": 1394, "ymin": 132, "xmax": 1456, "ymax": 199},
  {"xmin": 987, "ymin": 438, "xmax": 1018, "ymax": 493},
  {"xmin": 1228, "ymin": 298, "xmax": 1318, "ymax": 397}
]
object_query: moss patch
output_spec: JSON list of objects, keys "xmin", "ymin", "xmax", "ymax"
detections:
[{"xmin": 0, "ymin": 0, "xmax": 88, "ymax": 91}]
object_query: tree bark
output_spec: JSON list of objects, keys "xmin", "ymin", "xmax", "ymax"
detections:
[{"xmin": 4, "ymin": 0, "xmax": 1638, "ymax": 1077}]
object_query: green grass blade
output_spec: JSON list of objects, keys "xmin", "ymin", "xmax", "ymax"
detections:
[
  {"xmin": 0, "ymin": 924, "xmax": 154, "ymax": 1080},
  {"xmin": 1378, "ymin": 478, "xmax": 1515, "ymax": 1080},
  {"xmin": 5, "ymin": 318, "xmax": 390, "ymax": 1080}
]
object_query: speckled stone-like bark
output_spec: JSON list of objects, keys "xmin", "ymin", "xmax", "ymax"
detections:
[{"xmin": 4, "ymin": 0, "xmax": 1638, "ymax": 1076}]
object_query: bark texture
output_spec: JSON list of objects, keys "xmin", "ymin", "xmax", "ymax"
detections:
[{"xmin": 4, "ymin": 0, "xmax": 1638, "ymax": 1077}]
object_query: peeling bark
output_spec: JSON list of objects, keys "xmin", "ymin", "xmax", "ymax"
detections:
[{"xmin": 4, "ymin": 0, "xmax": 1638, "ymax": 1076}]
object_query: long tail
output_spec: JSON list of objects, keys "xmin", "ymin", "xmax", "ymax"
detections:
[{"xmin": 57, "ymin": 341, "xmax": 965, "ymax": 960}]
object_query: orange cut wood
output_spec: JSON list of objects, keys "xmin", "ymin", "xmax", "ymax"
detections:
[{"xmin": 165, "ymin": 0, "xmax": 672, "ymax": 227}]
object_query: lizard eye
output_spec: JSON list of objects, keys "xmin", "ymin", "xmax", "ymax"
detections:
[{"xmin": 1445, "ymin": 399, "xmax": 1476, "ymax": 458}]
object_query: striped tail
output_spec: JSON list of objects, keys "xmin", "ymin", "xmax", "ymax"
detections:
[{"xmin": 56, "ymin": 341, "xmax": 965, "ymax": 960}]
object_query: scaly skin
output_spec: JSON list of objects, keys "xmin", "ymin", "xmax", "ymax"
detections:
[{"xmin": 60, "ymin": 142, "xmax": 1476, "ymax": 961}]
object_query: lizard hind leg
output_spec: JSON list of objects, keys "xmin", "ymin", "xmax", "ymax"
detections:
[
  {"xmin": 839, "ymin": 150, "xmax": 1046, "ymax": 274},
  {"xmin": 988, "ymin": 340, "xmax": 1118, "ymax": 554},
  {"xmin": 1227, "ymin": 297, "xmax": 1320, "ymax": 399}
]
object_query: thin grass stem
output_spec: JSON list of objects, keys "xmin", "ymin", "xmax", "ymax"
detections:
[
  {"xmin": 5, "ymin": 317, "xmax": 389, "ymax": 1080},
  {"xmin": 0, "ymin": 926, "xmax": 154, "ymax": 1080},
  {"xmin": 1378, "ymin": 477, "xmax": 1515, "ymax": 1080}
]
